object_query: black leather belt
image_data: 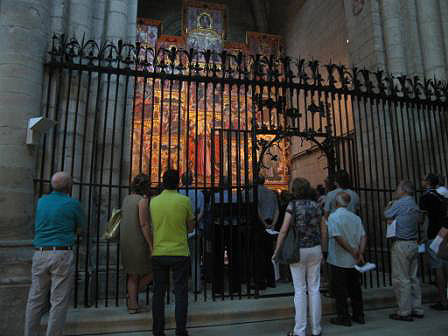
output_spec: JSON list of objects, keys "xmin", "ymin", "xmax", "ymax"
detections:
[
  {"xmin": 35, "ymin": 246, "xmax": 72, "ymax": 251},
  {"xmin": 393, "ymin": 238, "xmax": 416, "ymax": 242}
]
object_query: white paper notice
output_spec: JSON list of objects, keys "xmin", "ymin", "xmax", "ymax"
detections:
[
  {"xmin": 418, "ymin": 243, "xmax": 426, "ymax": 253},
  {"xmin": 188, "ymin": 229, "xmax": 196, "ymax": 239},
  {"xmin": 272, "ymin": 260, "xmax": 280, "ymax": 281},
  {"xmin": 354, "ymin": 262, "xmax": 377, "ymax": 273},
  {"xmin": 386, "ymin": 220, "xmax": 396, "ymax": 238},
  {"xmin": 266, "ymin": 229, "xmax": 279, "ymax": 235},
  {"xmin": 430, "ymin": 236, "xmax": 443, "ymax": 254}
]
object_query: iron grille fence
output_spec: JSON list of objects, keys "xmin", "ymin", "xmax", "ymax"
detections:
[{"xmin": 34, "ymin": 34, "xmax": 448, "ymax": 307}]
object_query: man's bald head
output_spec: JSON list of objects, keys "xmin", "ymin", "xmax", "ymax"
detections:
[{"xmin": 51, "ymin": 172, "xmax": 72, "ymax": 193}]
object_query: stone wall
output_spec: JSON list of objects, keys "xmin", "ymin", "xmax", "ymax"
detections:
[
  {"xmin": 0, "ymin": 2, "xmax": 52, "ymax": 334},
  {"xmin": 0, "ymin": 1, "xmax": 138, "ymax": 334},
  {"xmin": 283, "ymin": 0, "xmax": 350, "ymax": 64},
  {"xmin": 283, "ymin": 0, "xmax": 448, "ymax": 188},
  {"xmin": 281, "ymin": 0, "xmax": 351, "ymax": 185},
  {"xmin": 291, "ymin": 149, "xmax": 328, "ymax": 188},
  {"xmin": 343, "ymin": 0, "xmax": 448, "ymax": 189}
]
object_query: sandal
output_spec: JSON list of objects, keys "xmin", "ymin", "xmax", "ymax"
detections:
[
  {"xmin": 389, "ymin": 313, "xmax": 413, "ymax": 322},
  {"xmin": 127, "ymin": 305, "xmax": 140, "ymax": 314}
]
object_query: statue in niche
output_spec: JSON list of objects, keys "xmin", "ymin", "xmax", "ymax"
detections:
[{"xmin": 198, "ymin": 12, "xmax": 212, "ymax": 30}]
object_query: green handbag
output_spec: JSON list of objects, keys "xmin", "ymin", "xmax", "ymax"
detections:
[
  {"xmin": 275, "ymin": 201, "xmax": 301, "ymax": 264},
  {"xmin": 102, "ymin": 208, "xmax": 122, "ymax": 241}
]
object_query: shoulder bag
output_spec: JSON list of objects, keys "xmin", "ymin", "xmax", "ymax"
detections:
[{"xmin": 275, "ymin": 200, "xmax": 301, "ymax": 264}]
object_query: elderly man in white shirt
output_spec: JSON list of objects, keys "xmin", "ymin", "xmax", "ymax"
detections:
[
  {"xmin": 322, "ymin": 170, "xmax": 359, "ymax": 298},
  {"xmin": 327, "ymin": 191, "xmax": 367, "ymax": 327}
]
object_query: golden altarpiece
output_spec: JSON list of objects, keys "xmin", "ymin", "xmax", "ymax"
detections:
[{"xmin": 133, "ymin": 1, "xmax": 290, "ymax": 189}]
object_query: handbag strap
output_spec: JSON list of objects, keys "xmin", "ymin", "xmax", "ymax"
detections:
[
  {"xmin": 291, "ymin": 200, "xmax": 300, "ymax": 240},
  {"xmin": 291, "ymin": 200, "xmax": 298, "ymax": 234}
]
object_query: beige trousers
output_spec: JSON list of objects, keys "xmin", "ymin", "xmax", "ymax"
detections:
[
  {"xmin": 391, "ymin": 240, "xmax": 424, "ymax": 316},
  {"xmin": 25, "ymin": 250, "xmax": 75, "ymax": 336}
]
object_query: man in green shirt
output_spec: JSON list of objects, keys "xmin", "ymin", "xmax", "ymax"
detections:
[{"xmin": 150, "ymin": 169, "xmax": 194, "ymax": 336}]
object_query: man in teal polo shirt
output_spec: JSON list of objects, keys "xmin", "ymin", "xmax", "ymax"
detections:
[
  {"xmin": 25, "ymin": 172, "xmax": 83, "ymax": 336},
  {"xmin": 150, "ymin": 169, "xmax": 194, "ymax": 336}
]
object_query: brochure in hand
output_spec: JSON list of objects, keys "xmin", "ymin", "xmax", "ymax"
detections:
[{"xmin": 354, "ymin": 262, "xmax": 376, "ymax": 273}]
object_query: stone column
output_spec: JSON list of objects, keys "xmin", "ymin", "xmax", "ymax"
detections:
[
  {"xmin": 369, "ymin": 0, "xmax": 387, "ymax": 70},
  {"xmin": 379, "ymin": 0, "xmax": 410, "ymax": 184},
  {"xmin": 127, "ymin": 0, "xmax": 138, "ymax": 41},
  {"xmin": 99, "ymin": 0, "xmax": 136, "ymax": 195},
  {"xmin": 87, "ymin": 0, "xmax": 138, "ymax": 298},
  {"xmin": 93, "ymin": 0, "xmax": 107, "ymax": 41},
  {"xmin": 100, "ymin": 0, "xmax": 139, "ymax": 187},
  {"xmin": 122, "ymin": 0, "xmax": 139, "ymax": 181},
  {"xmin": 68, "ymin": 0, "xmax": 93, "ymax": 38},
  {"xmin": 440, "ymin": 0, "xmax": 448, "ymax": 65},
  {"xmin": 0, "ymin": 1, "xmax": 52, "ymax": 334},
  {"xmin": 415, "ymin": 0, "xmax": 447, "ymax": 177},
  {"xmin": 402, "ymin": 0, "xmax": 424, "ymax": 78},
  {"xmin": 380, "ymin": 0, "xmax": 407, "ymax": 74},
  {"xmin": 50, "ymin": 0, "xmax": 95, "ymax": 198},
  {"xmin": 0, "ymin": 0, "xmax": 141, "ymax": 331},
  {"xmin": 416, "ymin": 0, "xmax": 447, "ymax": 80},
  {"xmin": 51, "ymin": 0, "xmax": 67, "ymax": 34},
  {"xmin": 106, "ymin": 0, "xmax": 129, "ymax": 40}
]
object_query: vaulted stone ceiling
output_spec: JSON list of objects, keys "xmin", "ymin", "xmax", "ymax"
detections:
[{"xmin": 269, "ymin": 0, "xmax": 306, "ymax": 35}]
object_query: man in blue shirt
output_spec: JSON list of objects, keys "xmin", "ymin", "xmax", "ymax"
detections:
[
  {"xmin": 25, "ymin": 172, "xmax": 83, "ymax": 336},
  {"xmin": 384, "ymin": 180, "xmax": 424, "ymax": 321},
  {"xmin": 179, "ymin": 171, "xmax": 204, "ymax": 293}
]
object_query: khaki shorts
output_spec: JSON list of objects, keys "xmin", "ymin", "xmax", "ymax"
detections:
[{"xmin": 428, "ymin": 240, "xmax": 448, "ymax": 269}]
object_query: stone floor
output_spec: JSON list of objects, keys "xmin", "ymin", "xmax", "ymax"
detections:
[
  {"xmin": 74, "ymin": 304, "xmax": 448, "ymax": 336},
  {"xmin": 53, "ymin": 284, "xmax": 439, "ymax": 336}
]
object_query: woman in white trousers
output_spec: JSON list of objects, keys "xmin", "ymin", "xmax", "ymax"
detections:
[{"xmin": 273, "ymin": 178, "xmax": 326, "ymax": 336}]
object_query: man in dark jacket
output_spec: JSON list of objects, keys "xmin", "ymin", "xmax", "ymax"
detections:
[{"xmin": 420, "ymin": 173, "xmax": 448, "ymax": 311}]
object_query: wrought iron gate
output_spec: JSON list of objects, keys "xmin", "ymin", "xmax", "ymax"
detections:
[{"xmin": 35, "ymin": 34, "xmax": 448, "ymax": 307}]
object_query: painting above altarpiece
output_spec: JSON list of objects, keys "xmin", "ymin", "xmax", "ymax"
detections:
[
  {"xmin": 182, "ymin": 1, "xmax": 226, "ymax": 38},
  {"xmin": 137, "ymin": 19, "xmax": 161, "ymax": 48},
  {"xmin": 246, "ymin": 32, "xmax": 285, "ymax": 57}
]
